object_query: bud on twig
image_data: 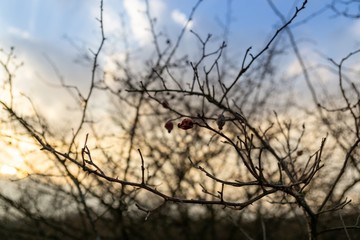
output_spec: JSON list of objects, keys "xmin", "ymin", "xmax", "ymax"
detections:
[
  {"xmin": 162, "ymin": 100, "xmax": 169, "ymax": 109},
  {"xmin": 217, "ymin": 114, "xmax": 225, "ymax": 130},
  {"xmin": 164, "ymin": 120, "xmax": 173, "ymax": 133}
]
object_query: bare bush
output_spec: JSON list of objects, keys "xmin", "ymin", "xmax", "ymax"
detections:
[{"xmin": 1, "ymin": 0, "xmax": 360, "ymax": 239}]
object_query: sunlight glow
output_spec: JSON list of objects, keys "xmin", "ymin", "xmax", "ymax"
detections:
[
  {"xmin": 0, "ymin": 130, "xmax": 31, "ymax": 178},
  {"xmin": 0, "ymin": 165, "xmax": 17, "ymax": 175}
]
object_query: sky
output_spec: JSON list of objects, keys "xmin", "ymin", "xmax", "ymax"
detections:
[
  {"xmin": 1, "ymin": 0, "xmax": 359, "ymax": 78},
  {"xmin": 1, "ymin": 0, "xmax": 359, "ymax": 107},
  {"xmin": 0, "ymin": 0, "xmax": 360, "ymax": 174},
  {"xmin": 1, "ymin": 0, "xmax": 358, "ymax": 58}
]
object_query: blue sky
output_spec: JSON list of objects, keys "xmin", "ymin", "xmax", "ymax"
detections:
[
  {"xmin": 1, "ymin": 0, "xmax": 357, "ymax": 54},
  {"xmin": 1, "ymin": 0, "xmax": 358, "ymax": 62},
  {"xmin": 0, "ymin": 0, "xmax": 359, "ymax": 106}
]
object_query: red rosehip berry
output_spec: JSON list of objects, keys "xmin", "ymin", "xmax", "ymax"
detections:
[{"xmin": 178, "ymin": 118, "xmax": 194, "ymax": 130}]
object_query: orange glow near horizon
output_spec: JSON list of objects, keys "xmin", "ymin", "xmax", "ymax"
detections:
[
  {"xmin": 0, "ymin": 148, "xmax": 25, "ymax": 177},
  {"xmin": 0, "ymin": 164, "xmax": 17, "ymax": 175},
  {"xmin": 0, "ymin": 129, "xmax": 33, "ymax": 178}
]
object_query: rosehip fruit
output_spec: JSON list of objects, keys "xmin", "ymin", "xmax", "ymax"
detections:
[{"xmin": 178, "ymin": 118, "xmax": 194, "ymax": 130}]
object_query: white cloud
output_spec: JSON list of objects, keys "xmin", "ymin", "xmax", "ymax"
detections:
[
  {"xmin": 103, "ymin": 8, "xmax": 122, "ymax": 35},
  {"xmin": 171, "ymin": 9, "xmax": 193, "ymax": 29},
  {"xmin": 124, "ymin": 0, "xmax": 150, "ymax": 46},
  {"xmin": 123, "ymin": 0, "xmax": 165, "ymax": 46},
  {"xmin": 7, "ymin": 26, "xmax": 31, "ymax": 40},
  {"xmin": 286, "ymin": 59, "xmax": 302, "ymax": 77},
  {"xmin": 90, "ymin": 0, "xmax": 123, "ymax": 37},
  {"xmin": 103, "ymin": 52, "xmax": 127, "ymax": 82},
  {"xmin": 349, "ymin": 20, "xmax": 360, "ymax": 39},
  {"xmin": 150, "ymin": 0, "xmax": 165, "ymax": 17}
]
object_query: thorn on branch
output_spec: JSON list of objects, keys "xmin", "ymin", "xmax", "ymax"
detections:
[
  {"xmin": 136, "ymin": 202, "xmax": 166, "ymax": 221},
  {"xmin": 81, "ymin": 134, "xmax": 105, "ymax": 175},
  {"xmin": 138, "ymin": 149, "xmax": 146, "ymax": 184}
]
